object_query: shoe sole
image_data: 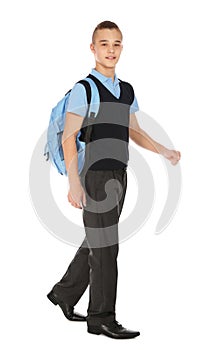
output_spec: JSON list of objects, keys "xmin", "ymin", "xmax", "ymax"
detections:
[{"xmin": 87, "ymin": 325, "xmax": 140, "ymax": 339}]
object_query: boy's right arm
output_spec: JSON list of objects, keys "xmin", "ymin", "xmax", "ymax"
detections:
[{"xmin": 62, "ymin": 112, "xmax": 86, "ymax": 209}]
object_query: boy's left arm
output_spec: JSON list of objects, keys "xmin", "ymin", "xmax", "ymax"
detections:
[{"xmin": 129, "ymin": 113, "xmax": 181, "ymax": 165}]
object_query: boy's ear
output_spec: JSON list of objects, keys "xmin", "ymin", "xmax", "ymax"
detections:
[{"xmin": 90, "ymin": 43, "xmax": 95, "ymax": 53}]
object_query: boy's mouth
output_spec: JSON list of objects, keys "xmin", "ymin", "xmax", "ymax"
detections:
[{"xmin": 105, "ymin": 56, "xmax": 116, "ymax": 60}]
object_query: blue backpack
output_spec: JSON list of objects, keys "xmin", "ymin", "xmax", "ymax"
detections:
[{"xmin": 44, "ymin": 78, "xmax": 99, "ymax": 176}]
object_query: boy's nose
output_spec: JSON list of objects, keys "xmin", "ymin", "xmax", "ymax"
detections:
[{"xmin": 108, "ymin": 46, "xmax": 115, "ymax": 53}]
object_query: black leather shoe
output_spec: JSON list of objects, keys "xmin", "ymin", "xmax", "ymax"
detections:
[
  {"xmin": 87, "ymin": 320, "xmax": 140, "ymax": 339},
  {"xmin": 47, "ymin": 290, "xmax": 86, "ymax": 321}
]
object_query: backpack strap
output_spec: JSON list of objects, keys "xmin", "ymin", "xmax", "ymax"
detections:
[
  {"xmin": 84, "ymin": 76, "xmax": 100, "ymax": 117},
  {"xmin": 73, "ymin": 79, "xmax": 98, "ymax": 144},
  {"xmin": 65, "ymin": 79, "xmax": 99, "ymax": 120},
  {"xmin": 76, "ymin": 79, "xmax": 92, "ymax": 107},
  {"xmin": 65, "ymin": 80, "xmax": 91, "ymax": 106}
]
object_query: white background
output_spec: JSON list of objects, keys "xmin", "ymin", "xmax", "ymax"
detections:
[{"xmin": 1, "ymin": 0, "xmax": 212, "ymax": 349}]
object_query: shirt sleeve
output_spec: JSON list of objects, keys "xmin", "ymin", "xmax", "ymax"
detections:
[
  {"xmin": 130, "ymin": 95, "xmax": 140, "ymax": 114},
  {"xmin": 66, "ymin": 83, "xmax": 88, "ymax": 118}
]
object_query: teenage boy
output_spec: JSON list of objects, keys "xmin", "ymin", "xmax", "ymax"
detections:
[{"xmin": 47, "ymin": 21, "xmax": 181, "ymax": 339}]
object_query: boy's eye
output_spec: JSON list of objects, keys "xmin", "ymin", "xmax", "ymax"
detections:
[{"xmin": 100, "ymin": 42, "xmax": 121, "ymax": 47}]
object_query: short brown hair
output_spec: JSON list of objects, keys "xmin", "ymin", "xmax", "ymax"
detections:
[{"xmin": 92, "ymin": 21, "xmax": 123, "ymax": 43}]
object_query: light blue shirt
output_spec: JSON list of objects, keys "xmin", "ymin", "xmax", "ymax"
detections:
[{"xmin": 66, "ymin": 68, "xmax": 139, "ymax": 116}]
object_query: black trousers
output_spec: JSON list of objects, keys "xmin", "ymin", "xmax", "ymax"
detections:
[{"xmin": 52, "ymin": 167, "xmax": 127, "ymax": 325}]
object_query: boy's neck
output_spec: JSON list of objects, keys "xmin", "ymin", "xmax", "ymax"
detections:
[{"xmin": 94, "ymin": 64, "xmax": 116, "ymax": 81}]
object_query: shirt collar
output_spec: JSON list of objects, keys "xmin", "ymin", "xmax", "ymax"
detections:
[{"xmin": 91, "ymin": 68, "xmax": 120, "ymax": 86}]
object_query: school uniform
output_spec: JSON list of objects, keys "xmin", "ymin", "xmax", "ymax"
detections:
[{"xmin": 50, "ymin": 69, "xmax": 139, "ymax": 326}]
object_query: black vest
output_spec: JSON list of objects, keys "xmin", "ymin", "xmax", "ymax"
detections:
[{"xmin": 80, "ymin": 74, "xmax": 134, "ymax": 171}]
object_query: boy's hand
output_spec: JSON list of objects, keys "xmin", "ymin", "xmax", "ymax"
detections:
[
  {"xmin": 161, "ymin": 148, "xmax": 181, "ymax": 165},
  {"xmin": 67, "ymin": 179, "xmax": 87, "ymax": 209}
]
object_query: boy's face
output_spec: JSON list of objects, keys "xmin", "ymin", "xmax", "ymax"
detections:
[{"xmin": 90, "ymin": 29, "xmax": 123, "ymax": 69}]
